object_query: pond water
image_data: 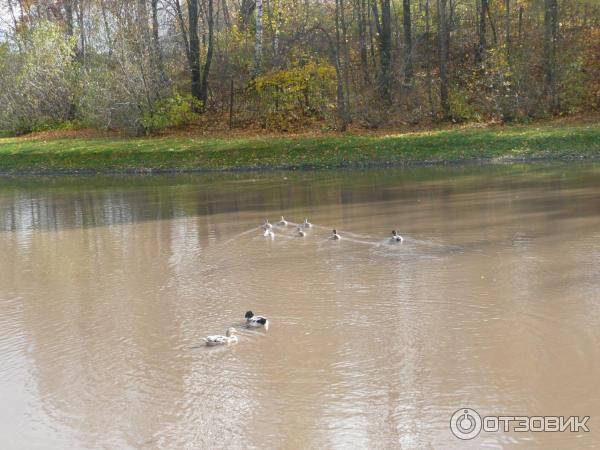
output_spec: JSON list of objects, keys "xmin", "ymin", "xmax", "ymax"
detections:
[{"xmin": 1, "ymin": 164, "xmax": 600, "ymax": 449}]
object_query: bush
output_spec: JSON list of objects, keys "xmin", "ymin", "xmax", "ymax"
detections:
[
  {"xmin": 0, "ymin": 21, "xmax": 78, "ymax": 134},
  {"xmin": 77, "ymin": 55, "xmax": 174, "ymax": 134},
  {"xmin": 561, "ymin": 28, "xmax": 600, "ymax": 113},
  {"xmin": 449, "ymin": 86, "xmax": 481, "ymax": 123},
  {"xmin": 453, "ymin": 47, "xmax": 516, "ymax": 122},
  {"xmin": 142, "ymin": 94, "xmax": 203, "ymax": 134},
  {"xmin": 254, "ymin": 61, "xmax": 337, "ymax": 130}
]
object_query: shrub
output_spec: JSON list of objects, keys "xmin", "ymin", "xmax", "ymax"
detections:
[
  {"xmin": 0, "ymin": 21, "xmax": 78, "ymax": 134},
  {"xmin": 141, "ymin": 94, "xmax": 203, "ymax": 134},
  {"xmin": 254, "ymin": 61, "xmax": 337, "ymax": 130}
]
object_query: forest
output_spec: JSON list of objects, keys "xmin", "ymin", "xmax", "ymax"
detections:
[{"xmin": 0, "ymin": 0, "xmax": 598, "ymax": 136}]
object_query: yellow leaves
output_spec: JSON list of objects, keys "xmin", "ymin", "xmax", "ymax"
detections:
[
  {"xmin": 253, "ymin": 61, "xmax": 337, "ymax": 130},
  {"xmin": 255, "ymin": 61, "xmax": 336, "ymax": 95},
  {"xmin": 142, "ymin": 93, "xmax": 201, "ymax": 134}
]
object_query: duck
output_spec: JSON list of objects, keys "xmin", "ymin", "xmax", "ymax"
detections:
[
  {"xmin": 264, "ymin": 229, "xmax": 275, "ymax": 239},
  {"xmin": 278, "ymin": 216, "xmax": 288, "ymax": 226},
  {"xmin": 331, "ymin": 229, "xmax": 341, "ymax": 240},
  {"xmin": 303, "ymin": 218, "xmax": 312, "ymax": 228},
  {"xmin": 203, "ymin": 327, "xmax": 238, "ymax": 346},
  {"xmin": 296, "ymin": 226, "xmax": 306, "ymax": 237},
  {"xmin": 263, "ymin": 219, "xmax": 273, "ymax": 230},
  {"xmin": 245, "ymin": 311, "xmax": 269, "ymax": 330},
  {"xmin": 391, "ymin": 230, "xmax": 403, "ymax": 242}
]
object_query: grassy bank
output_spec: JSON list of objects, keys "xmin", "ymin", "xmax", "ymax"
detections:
[{"xmin": 1, "ymin": 123, "xmax": 599, "ymax": 174}]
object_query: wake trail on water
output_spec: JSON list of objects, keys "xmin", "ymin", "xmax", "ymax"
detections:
[
  {"xmin": 327, "ymin": 237, "xmax": 378, "ymax": 246},
  {"xmin": 215, "ymin": 221, "xmax": 460, "ymax": 258},
  {"xmin": 310, "ymin": 223, "xmax": 374, "ymax": 240},
  {"xmin": 219, "ymin": 222, "xmax": 406, "ymax": 249},
  {"xmin": 409, "ymin": 238, "xmax": 449, "ymax": 248},
  {"xmin": 221, "ymin": 225, "xmax": 264, "ymax": 246},
  {"xmin": 312, "ymin": 223, "xmax": 457, "ymax": 251},
  {"xmin": 251, "ymin": 233, "xmax": 297, "ymax": 241}
]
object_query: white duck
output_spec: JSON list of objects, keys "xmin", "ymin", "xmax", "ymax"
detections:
[
  {"xmin": 278, "ymin": 216, "xmax": 288, "ymax": 226},
  {"xmin": 203, "ymin": 327, "xmax": 238, "ymax": 346},
  {"xmin": 296, "ymin": 226, "xmax": 306, "ymax": 237},
  {"xmin": 391, "ymin": 230, "xmax": 403, "ymax": 242},
  {"xmin": 264, "ymin": 228, "xmax": 275, "ymax": 239},
  {"xmin": 303, "ymin": 218, "xmax": 312, "ymax": 228},
  {"xmin": 331, "ymin": 229, "xmax": 341, "ymax": 240},
  {"xmin": 245, "ymin": 311, "xmax": 269, "ymax": 330},
  {"xmin": 263, "ymin": 219, "xmax": 273, "ymax": 230}
]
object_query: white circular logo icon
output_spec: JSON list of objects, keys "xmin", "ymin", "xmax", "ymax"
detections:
[{"xmin": 450, "ymin": 408, "xmax": 482, "ymax": 440}]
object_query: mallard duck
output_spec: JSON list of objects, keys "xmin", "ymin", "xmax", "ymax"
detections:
[
  {"xmin": 264, "ymin": 229, "xmax": 275, "ymax": 238},
  {"xmin": 303, "ymin": 218, "xmax": 312, "ymax": 228},
  {"xmin": 332, "ymin": 229, "xmax": 341, "ymax": 240},
  {"xmin": 245, "ymin": 311, "xmax": 269, "ymax": 330},
  {"xmin": 263, "ymin": 219, "xmax": 273, "ymax": 230},
  {"xmin": 203, "ymin": 327, "xmax": 238, "ymax": 346},
  {"xmin": 391, "ymin": 230, "xmax": 403, "ymax": 242},
  {"xmin": 296, "ymin": 226, "xmax": 306, "ymax": 237},
  {"xmin": 278, "ymin": 216, "xmax": 288, "ymax": 226}
]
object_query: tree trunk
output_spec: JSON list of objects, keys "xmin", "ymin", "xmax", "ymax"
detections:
[
  {"xmin": 340, "ymin": 0, "xmax": 351, "ymax": 116},
  {"xmin": 266, "ymin": 0, "xmax": 276, "ymax": 61},
  {"xmin": 334, "ymin": 0, "xmax": 349, "ymax": 130},
  {"xmin": 99, "ymin": 0, "xmax": 113, "ymax": 56},
  {"xmin": 357, "ymin": 0, "xmax": 370, "ymax": 84},
  {"xmin": 174, "ymin": 0, "xmax": 191, "ymax": 66},
  {"xmin": 544, "ymin": 0, "xmax": 559, "ymax": 112},
  {"xmin": 64, "ymin": 0, "xmax": 74, "ymax": 37},
  {"xmin": 275, "ymin": 8, "xmax": 282, "ymax": 65},
  {"xmin": 222, "ymin": 0, "xmax": 231, "ymax": 27},
  {"xmin": 63, "ymin": 0, "xmax": 76, "ymax": 120},
  {"xmin": 6, "ymin": 0, "xmax": 19, "ymax": 34},
  {"xmin": 137, "ymin": 0, "xmax": 150, "ymax": 40},
  {"xmin": 376, "ymin": 0, "xmax": 392, "ymax": 103},
  {"xmin": 188, "ymin": 0, "xmax": 202, "ymax": 102},
  {"xmin": 200, "ymin": 0, "xmax": 214, "ymax": 106},
  {"xmin": 447, "ymin": 0, "xmax": 453, "ymax": 60},
  {"xmin": 75, "ymin": 0, "xmax": 86, "ymax": 64},
  {"xmin": 254, "ymin": 0, "xmax": 263, "ymax": 74},
  {"xmin": 151, "ymin": 0, "xmax": 161, "ymax": 61},
  {"xmin": 368, "ymin": 0, "xmax": 376, "ymax": 67},
  {"xmin": 502, "ymin": 0, "xmax": 514, "ymax": 120},
  {"xmin": 475, "ymin": 0, "xmax": 487, "ymax": 64},
  {"xmin": 402, "ymin": 0, "xmax": 413, "ymax": 84},
  {"xmin": 518, "ymin": 4, "xmax": 523, "ymax": 38},
  {"xmin": 437, "ymin": 0, "xmax": 450, "ymax": 119},
  {"xmin": 425, "ymin": 0, "xmax": 434, "ymax": 115},
  {"xmin": 487, "ymin": 5, "xmax": 497, "ymax": 45},
  {"xmin": 229, "ymin": 78, "xmax": 234, "ymax": 128},
  {"xmin": 505, "ymin": 0, "xmax": 510, "ymax": 62},
  {"xmin": 239, "ymin": 0, "xmax": 255, "ymax": 31}
]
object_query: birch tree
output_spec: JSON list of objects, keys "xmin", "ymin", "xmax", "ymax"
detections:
[{"xmin": 254, "ymin": 0, "xmax": 263, "ymax": 73}]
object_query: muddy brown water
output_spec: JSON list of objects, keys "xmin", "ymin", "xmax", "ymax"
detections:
[{"xmin": 1, "ymin": 164, "xmax": 600, "ymax": 449}]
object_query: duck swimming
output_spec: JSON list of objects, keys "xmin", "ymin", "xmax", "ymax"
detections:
[
  {"xmin": 263, "ymin": 219, "xmax": 273, "ymax": 230},
  {"xmin": 296, "ymin": 227, "xmax": 306, "ymax": 237},
  {"xmin": 203, "ymin": 327, "xmax": 238, "ymax": 346},
  {"xmin": 391, "ymin": 230, "xmax": 403, "ymax": 242},
  {"xmin": 264, "ymin": 229, "xmax": 275, "ymax": 239},
  {"xmin": 303, "ymin": 218, "xmax": 312, "ymax": 228},
  {"xmin": 332, "ymin": 229, "xmax": 341, "ymax": 240},
  {"xmin": 278, "ymin": 216, "xmax": 288, "ymax": 226},
  {"xmin": 245, "ymin": 311, "xmax": 269, "ymax": 330}
]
